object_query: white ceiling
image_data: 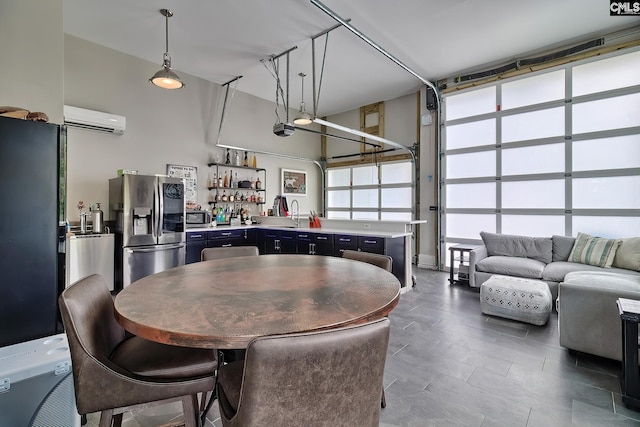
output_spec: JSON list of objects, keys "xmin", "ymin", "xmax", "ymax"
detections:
[{"xmin": 63, "ymin": 0, "xmax": 639, "ymax": 116}]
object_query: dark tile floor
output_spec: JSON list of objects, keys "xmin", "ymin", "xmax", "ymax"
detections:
[{"xmin": 86, "ymin": 268, "xmax": 640, "ymax": 426}]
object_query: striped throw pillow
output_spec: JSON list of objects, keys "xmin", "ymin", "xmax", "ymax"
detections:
[{"xmin": 567, "ymin": 232, "xmax": 622, "ymax": 268}]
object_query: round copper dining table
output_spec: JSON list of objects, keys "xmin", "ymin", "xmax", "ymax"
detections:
[{"xmin": 114, "ymin": 254, "xmax": 401, "ymax": 349}]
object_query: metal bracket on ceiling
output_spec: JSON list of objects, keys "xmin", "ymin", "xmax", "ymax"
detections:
[
  {"xmin": 216, "ymin": 76, "xmax": 243, "ymax": 147},
  {"xmin": 261, "ymin": 46, "xmax": 298, "ymax": 125}
]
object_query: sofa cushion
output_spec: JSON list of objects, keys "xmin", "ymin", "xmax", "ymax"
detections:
[
  {"xmin": 567, "ymin": 232, "xmax": 622, "ymax": 268},
  {"xmin": 476, "ymin": 256, "xmax": 545, "ymax": 279},
  {"xmin": 562, "ymin": 270, "xmax": 640, "ymax": 289},
  {"xmin": 552, "ymin": 235, "xmax": 576, "ymax": 262},
  {"xmin": 480, "ymin": 231, "xmax": 552, "ymax": 264},
  {"xmin": 613, "ymin": 237, "xmax": 640, "ymax": 271},
  {"xmin": 543, "ymin": 261, "xmax": 607, "ymax": 282}
]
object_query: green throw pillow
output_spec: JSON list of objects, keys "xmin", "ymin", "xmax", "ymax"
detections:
[{"xmin": 567, "ymin": 232, "xmax": 622, "ymax": 268}]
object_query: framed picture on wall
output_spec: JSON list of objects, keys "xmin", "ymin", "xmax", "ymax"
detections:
[
  {"xmin": 281, "ymin": 168, "xmax": 306, "ymax": 196},
  {"xmin": 166, "ymin": 164, "xmax": 198, "ymax": 209}
]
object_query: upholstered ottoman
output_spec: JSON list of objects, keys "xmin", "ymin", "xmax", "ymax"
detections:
[{"xmin": 480, "ymin": 275, "xmax": 552, "ymax": 325}]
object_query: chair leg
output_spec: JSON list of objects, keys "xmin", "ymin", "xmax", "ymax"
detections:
[
  {"xmin": 200, "ymin": 391, "xmax": 208, "ymax": 411},
  {"xmin": 99, "ymin": 409, "xmax": 120, "ymax": 427},
  {"xmin": 182, "ymin": 394, "xmax": 200, "ymax": 427},
  {"xmin": 381, "ymin": 388, "xmax": 386, "ymax": 408}
]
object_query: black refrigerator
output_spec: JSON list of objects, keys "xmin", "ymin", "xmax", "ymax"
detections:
[{"xmin": 0, "ymin": 116, "xmax": 66, "ymax": 348}]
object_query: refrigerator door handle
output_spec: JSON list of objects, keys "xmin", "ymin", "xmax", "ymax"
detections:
[
  {"xmin": 154, "ymin": 180, "xmax": 162, "ymax": 240},
  {"xmin": 125, "ymin": 243, "xmax": 185, "ymax": 253}
]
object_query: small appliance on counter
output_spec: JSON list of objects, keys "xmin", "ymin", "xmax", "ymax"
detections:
[{"xmin": 185, "ymin": 210, "xmax": 210, "ymax": 228}]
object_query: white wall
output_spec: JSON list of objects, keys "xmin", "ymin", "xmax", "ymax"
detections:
[
  {"xmin": 64, "ymin": 35, "xmax": 323, "ymax": 222},
  {"xmin": 0, "ymin": 0, "xmax": 64, "ymax": 123}
]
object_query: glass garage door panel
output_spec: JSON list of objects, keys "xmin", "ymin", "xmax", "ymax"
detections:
[
  {"xmin": 573, "ymin": 216, "xmax": 640, "ymax": 239},
  {"xmin": 502, "ymin": 107, "xmax": 564, "ymax": 143},
  {"xmin": 447, "ymin": 183, "xmax": 496, "ymax": 209},
  {"xmin": 446, "ymin": 119, "xmax": 496, "ymax": 149},
  {"xmin": 502, "ymin": 143, "xmax": 565, "ymax": 175},
  {"xmin": 502, "ymin": 180, "xmax": 565, "ymax": 209},
  {"xmin": 353, "ymin": 211, "xmax": 378, "ymax": 220},
  {"xmin": 381, "ymin": 162, "xmax": 412, "ymax": 184},
  {"xmin": 573, "ymin": 176, "xmax": 640, "ymax": 209},
  {"xmin": 327, "ymin": 211, "xmax": 349, "ymax": 219},
  {"xmin": 327, "ymin": 168, "xmax": 350, "ymax": 187},
  {"xmin": 446, "ymin": 86, "xmax": 496, "ymax": 121},
  {"xmin": 353, "ymin": 166, "xmax": 377, "ymax": 186},
  {"xmin": 573, "ymin": 93, "xmax": 640, "ymax": 134},
  {"xmin": 502, "ymin": 215, "xmax": 565, "ymax": 237},
  {"xmin": 446, "ymin": 214, "xmax": 495, "ymax": 239},
  {"xmin": 573, "ymin": 50, "xmax": 640, "ymax": 96},
  {"xmin": 446, "ymin": 151, "xmax": 496, "ymax": 179},
  {"xmin": 573, "ymin": 135, "xmax": 640, "ymax": 171},
  {"xmin": 327, "ymin": 190, "xmax": 350, "ymax": 208},
  {"xmin": 353, "ymin": 189, "xmax": 378, "ymax": 208},
  {"xmin": 382, "ymin": 212, "xmax": 412, "ymax": 221},
  {"xmin": 502, "ymin": 70, "xmax": 565, "ymax": 110},
  {"xmin": 382, "ymin": 188, "xmax": 411, "ymax": 208}
]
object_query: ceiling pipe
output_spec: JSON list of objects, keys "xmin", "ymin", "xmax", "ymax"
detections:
[{"xmin": 309, "ymin": 0, "xmax": 438, "ymax": 95}]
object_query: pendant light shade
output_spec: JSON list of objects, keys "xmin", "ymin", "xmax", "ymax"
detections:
[
  {"xmin": 293, "ymin": 73, "xmax": 312, "ymax": 125},
  {"xmin": 150, "ymin": 9, "xmax": 184, "ymax": 90}
]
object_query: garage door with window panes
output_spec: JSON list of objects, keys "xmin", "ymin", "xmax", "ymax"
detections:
[
  {"xmin": 326, "ymin": 160, "xmax": 414, "ymax": 221},
  {"xmin": 441, "ymin": 48, "xmax": 640, "ymax": 268}
]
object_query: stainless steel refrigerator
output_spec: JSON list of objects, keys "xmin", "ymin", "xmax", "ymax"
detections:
[
  {"xmin": 0, "ymin": 116, "xmax": 65, "ymax": 348},
  {"xmin": 109, "ymin": 174, "xmax": 186, "ymax": 290}
]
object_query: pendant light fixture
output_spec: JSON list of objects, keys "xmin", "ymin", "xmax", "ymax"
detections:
[
  {"xmin": 293, "ymin": 72, "xmax": 312, "ymax": 125},
  {"xmin": 149, "ymin": 9, "xmax": 184, "ymax": 90}
]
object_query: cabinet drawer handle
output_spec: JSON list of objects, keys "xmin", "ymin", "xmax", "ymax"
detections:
[
  {"xmin": 298, "ymin": 234, "xmax": 308, "ymax": 238},
  {"xmin": 191, "ymin": 234, "xmax": 203, "ymax": 238},
  {"xmin": 363, "ymin": 240, "xmax": 377, "ymax": 244},
  {"xmin": 221, "ymin": 232, "xmax": 232, "ymax": 236},
  {"xmin": 317, "ymin": 236, "xmax": 327, "ymax": 240},
  {"xmin": 339, "ymin": 238, "xmax": 351, "ymax": 242},
  {"xmin": 222, "ymin": 244, "xmax": 232, "ymax": 247}
]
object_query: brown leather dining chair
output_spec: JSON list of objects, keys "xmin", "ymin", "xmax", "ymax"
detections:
[
  {"xmin": 342, "ymin": 249, "xmax": 393, "ymax": 272},
  {"xmin": 216, "ymin": 318, "xmax": 391, "ymax": 427},
  {"xmin": 342, "ymin": 249, "xmax": 393, "ymax": 408},
  {"xmin": 201, "ymin": 245, "xmax": 260, "ymax": 261},
  {"xmin": 58, "ymin": 274, "xmax": 217, "ymax": 427}
]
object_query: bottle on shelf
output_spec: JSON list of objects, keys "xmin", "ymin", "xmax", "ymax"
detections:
[
  {"xmin": 234, "ymin": 191, "xmax": 240, "ymax": 202},
  {"xmin": 229, "ymin": 191, "xmax": 235, "ymax": 202},
  {"xmin": 234, "ymin": 172, "xmax": 239, "ymax": 188},
  {"xmin": 255, "ymin": 176, "xmax": 262, "ymax": 190},
  {"xmin": 221, "ymin": 190, "xmax": 228, "ymax": 202},
  {"xmin": 218, "ymin": 172, "xmax": 223, "ymax": 188},
  {"xmin": 251, "ymin": 152, "xmax": 257, "ymax": 168},
  {"xmin": 235, "ymin": 150, "xmax": 240, "ymax": 166},
  {"xmin": 223, "ymin": 171, "xmax": 229, "ymax": 188},
  {"xmin": 215, "ymin": 191, "xmax": 221, "ymax": 202},
  {"xmin": 250, "ymin": 176, "xmax": 256, "ymax": 189},
  {"xmin": 229, "ymin": 170, "xmax": 233, "ymax": 188},
  {"xmin": 212, "ymin": 173, "xmax": 217, "ymax": 188},
  {"xmin": 243, "ymin": 151, "xmax": 249, "ymax": 167},
  {"xmin": 225, "ymin": 148, "xmax": 231, "ymax": 165}
]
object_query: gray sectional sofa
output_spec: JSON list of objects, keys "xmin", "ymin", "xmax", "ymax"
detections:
[
  {"xmin": 468, "ymin": 232, "xmax": 640, "ymax": 302},
  {"xmin": 468, "ymin": 231, "xmax": 640, "ymax": 360}
]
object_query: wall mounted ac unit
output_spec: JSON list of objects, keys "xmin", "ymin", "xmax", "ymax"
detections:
[{"xmin": 63, "ymin": 105, "xmax": 126, "ymax": 135}]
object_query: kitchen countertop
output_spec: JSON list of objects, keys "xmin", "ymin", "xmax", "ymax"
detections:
[{"xmin": 186, "ymin": 224, "xmax": 412, "ymax": 239}]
